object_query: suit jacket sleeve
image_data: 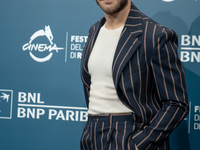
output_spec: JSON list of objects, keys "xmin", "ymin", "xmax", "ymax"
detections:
[{"xmin": 131, "ymin": 29, "xmax": 189, "ymax": 150}]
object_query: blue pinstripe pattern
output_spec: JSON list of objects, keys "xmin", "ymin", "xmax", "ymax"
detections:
[
  {"xmin": 81, "ymin": 114, "xmax": 136, "ymax": 150},
  {"xmin": 81, "ymin": 2, "xmax": 189, "ymax": 150}
]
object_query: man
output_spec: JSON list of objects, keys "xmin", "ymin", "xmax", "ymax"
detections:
[{"xmin": 80, "ymin": 0, "xmax": 189, "ymax": 149}]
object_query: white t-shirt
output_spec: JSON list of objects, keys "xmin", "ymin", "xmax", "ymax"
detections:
[{"xmin": 87, "ymin": 23, "xmax": 133, "ymax": 114}]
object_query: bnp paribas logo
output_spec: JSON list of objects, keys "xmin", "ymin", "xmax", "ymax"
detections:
[{"xmin": 0, "ymin": 89, "xmax": 13, "ymax": 119}]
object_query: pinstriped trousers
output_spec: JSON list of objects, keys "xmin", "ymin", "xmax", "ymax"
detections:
[{"xmin": 80, "ymin": 113, "xmax": 136, "ymax": 150}]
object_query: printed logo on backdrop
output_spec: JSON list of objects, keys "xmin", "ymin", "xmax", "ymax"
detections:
[
  {"xmin": 22, "ymin": 25, "xmax": 64, "ymax": 62},
  {"xmin": 194, "ymin": 105, "xmax": 200, "ymax": 130},
  {"xmin": 17, "ymin": 92, "xmax": 88, "ymax": 122},
  {"xmin": 0, "ymin": 89, "xmax": 13, "ymax": 119},
  {"xmin": 65, "ymin": 32, "xmax": 88, "ymax": 62},
  {"xmin": 186, "ymin": 101, "xmax": 200, "ymax": 132},
  {"xmin": 181, "ymin": 35, "xmax": 200, "ymax": 63}
]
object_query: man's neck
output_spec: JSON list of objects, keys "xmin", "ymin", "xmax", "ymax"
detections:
[{"xmin": 104, "ymin": 1, "xmax": 131, "ymax": 30}]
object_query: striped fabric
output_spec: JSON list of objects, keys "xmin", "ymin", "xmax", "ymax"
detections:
[
  {"xmin": 81, "ymin": 2, "xmax": 189, "ymax": 150},
  {"xmin": 81, "ymin": 114, "xmax": 137, "ymax": 150}
]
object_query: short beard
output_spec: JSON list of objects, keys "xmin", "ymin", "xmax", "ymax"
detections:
[{"xmin": 96, "ymin": 0, "xmax": 128, "ymax": 15}]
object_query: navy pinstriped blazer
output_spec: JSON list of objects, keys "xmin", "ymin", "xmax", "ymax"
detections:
[{"xmin": 81, "ymin": 3, "xmax": 189, "ymax": 150}]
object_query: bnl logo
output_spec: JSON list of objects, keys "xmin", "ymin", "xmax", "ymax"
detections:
[{"xmin": 0, "ymin": 89, "xmax": 13, "ymax": 119}]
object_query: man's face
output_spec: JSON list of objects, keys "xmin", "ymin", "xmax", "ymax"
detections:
[{"xmin": 96, "ymin": 0, "xmax": 128, "ymax": 15}]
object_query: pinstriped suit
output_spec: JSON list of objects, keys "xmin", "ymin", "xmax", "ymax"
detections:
[{"xmin": 81, "ymin": 3, "xmax": 189, "ymax": 150}]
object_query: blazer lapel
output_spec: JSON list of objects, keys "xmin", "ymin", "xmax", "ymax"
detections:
[
  {"xmin": 82, "ymin": 3, "xmax": 143, "ymax": 90},
  {"xmin": 112, "ymin": 3, "xmax": 143, "ymax": 90}
]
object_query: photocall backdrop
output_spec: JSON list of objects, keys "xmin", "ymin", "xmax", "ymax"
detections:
[{"xmin": 0, "ymin": 0, "xmax": 199, "ymax": 150}]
